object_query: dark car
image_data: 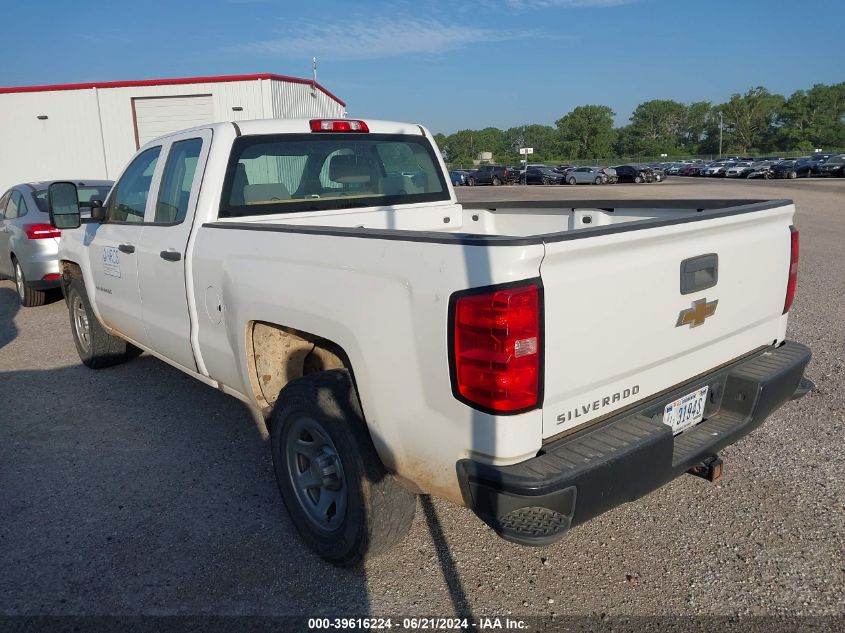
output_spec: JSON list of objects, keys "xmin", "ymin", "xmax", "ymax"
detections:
[
  {"xmin": 466, "ymin": 165, "xmax": 516, "ymax": 186},
  {"xmin": 816, "ymin": 154, "xmax": 845, "ymax": 177},
  {"xmin": 770, "ymin": 159, "xmax": 813, "ymax": 179},
  {"xmin": 613, "ymin": 165, "xmax": 651, "ymax": 183},
  {"xmin": 521, "ymin": 167, "xmax": 566, "ymax": 185},
  {"xmin": 808, "ymin": 154, "xmax": 833, "ymax": 175}
]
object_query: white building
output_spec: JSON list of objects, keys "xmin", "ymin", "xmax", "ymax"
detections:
[{"xmin": 0, "ymin": 73, "xmax": 347, "ymax": 192}]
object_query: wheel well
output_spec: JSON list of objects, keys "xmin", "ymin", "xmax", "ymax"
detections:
[
  {"xmin": 59, "ymin": 261, "xmax": 83, "ymax": 299},
  {"xmin": 246, "ymin": 321, "xmax": 351, "ymax": 409}
]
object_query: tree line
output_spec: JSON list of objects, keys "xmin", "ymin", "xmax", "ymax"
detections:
[{"xmin": 433, "ymin": 82, "xmax": 845, "ymax": 165}]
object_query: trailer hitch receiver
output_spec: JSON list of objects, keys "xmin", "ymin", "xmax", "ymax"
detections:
[{"xmin": 688, "ymin": 455, "xmax": 723, "ymax": 482}]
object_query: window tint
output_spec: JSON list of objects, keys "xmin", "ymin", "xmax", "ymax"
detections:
[
  {"xmin": 5, "ymin": 191, "xmax": 21, "ymax": 219},
  {"xmin": 155, "ymin": 138, "xmax": 203, "ymax": 224},
  {"xmin": 221, "ymin": 134, "xmax": 448, "ymax": 217},
  {"xmin": 107, "ymin": 147, "xmax": 161, "ymax": 223}
]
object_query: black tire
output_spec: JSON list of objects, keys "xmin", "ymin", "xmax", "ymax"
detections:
[
  {"xmin": 67, "ymin": 276, "xmax": 134, "ymax": 368},
  {"xmin": 567, "ymin": 177, "xmax": 576, "ymax": 185},
  {"xmin": 593, "ymin": 176, "xmax": 602, "ymax": 185},
  {"xmin": 270, "ymin": 369, "xmax": 416, "ymax": 566},
  {"xmin": 467, "ymin": 177, "xmax": 475, "ymax": 186},
  {"xmin": 542, "ymin": 177, "xmax": 551, "ymax": 185},
  {"xmin": 634, "ymin": 176, "xmax": 643, "ymax": 184},
  {"xmin": 13, "ymin": 258, "xmax": 46, "ymax": 308},
  {"xmin": 789, "ymin": 171, "xmax": 797, "ymax": 179},
  {"xmin": 492, "ymin": 177, "xmax": 501, "ymax": 186}
]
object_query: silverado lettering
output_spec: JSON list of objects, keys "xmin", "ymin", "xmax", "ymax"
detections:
[{"xmin": 556, "ymin": 385, "xmax": 641, "ymax": 425}]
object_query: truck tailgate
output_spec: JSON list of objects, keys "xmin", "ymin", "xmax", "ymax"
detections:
[{"xmin": 540, "ymin": 203, "xmax": 794, "ymax": 439}]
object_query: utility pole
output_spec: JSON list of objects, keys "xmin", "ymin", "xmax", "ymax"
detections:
[{"xmin": 718, "ymin": 112, "xmax": 723, "ymax": 159}]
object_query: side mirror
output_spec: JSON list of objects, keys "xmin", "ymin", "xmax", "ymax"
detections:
[
  {"xmin": 48, "ymin": 182, "xmax": 81, "ymax": 229},
  {"xmin": 90, "ymin": 199, "xmax": 107, "ymax": 222}
]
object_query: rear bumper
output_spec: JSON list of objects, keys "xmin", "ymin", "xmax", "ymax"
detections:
[{"xmin": 456, "ymin": 341, "xmax": 811, "ymax": 546}]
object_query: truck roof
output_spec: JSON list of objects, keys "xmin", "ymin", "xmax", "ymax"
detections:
[{"xmin": 145, "ymin": 118, "xmax": 427, "ymax": 146}]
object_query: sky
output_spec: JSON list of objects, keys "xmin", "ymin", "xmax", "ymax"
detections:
[{"xmin": 1, "ymin": 0, "xmax": 842, "ymax": 134}]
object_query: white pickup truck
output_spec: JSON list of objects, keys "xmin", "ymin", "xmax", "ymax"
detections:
[{"xmin": 47, "ymin": 117, "xmax": 812, "ymax": 566}]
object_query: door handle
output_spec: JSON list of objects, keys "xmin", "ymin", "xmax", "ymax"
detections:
[
  {"xmin": 118, "ymin": 243, "xmax": 135, "ymax": 254},
  {"xmin": 160, "ymin": 250, "xmax": 182, "ymax": 262}
]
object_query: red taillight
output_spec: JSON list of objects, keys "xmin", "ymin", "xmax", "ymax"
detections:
[
  {"xmin": 23, "ymin": 223, "xmax": 61, "ymax": 240},
  {"xmin": 451, "ymin": 282, "xmax": 542, "ymax": 413},
  {"xmin": 309, "ymin": 119, "xmax": 369, "ymax": 133},
  {"xmin": 783, "ymin": 225, "xmax": 799, "ymax": 314},
  {"xmin": 42, "ymin": 273, "xmax": 60, "ymax": 281}
]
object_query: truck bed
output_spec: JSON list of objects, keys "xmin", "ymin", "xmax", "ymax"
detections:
[{"xmin": 206, "ymin": 199, "xmax": 791, "ymax": 244}]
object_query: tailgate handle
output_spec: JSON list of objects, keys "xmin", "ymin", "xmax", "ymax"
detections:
[{"xmin": 680, "ymin": 253, "xmax": 718, "ymax": 295}]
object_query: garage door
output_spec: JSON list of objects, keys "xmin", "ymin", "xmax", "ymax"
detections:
[{"xmin": 133, "ymin": 95, "xmax": 214, "ymax": 147}]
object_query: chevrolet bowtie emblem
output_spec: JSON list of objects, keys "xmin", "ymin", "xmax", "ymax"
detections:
[{"xmin": 676, "ymin": 298, "xmax": 718, "ymax": 328}]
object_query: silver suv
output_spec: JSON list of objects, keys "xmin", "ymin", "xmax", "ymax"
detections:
[{"xmin": 0, "ymin": 180, "xmax": 112, "ymax": 306}]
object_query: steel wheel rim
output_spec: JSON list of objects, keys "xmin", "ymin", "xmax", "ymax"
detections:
[
  {"xmin": 285, "ymin": 416, "xmax": 348, "ymax": 533},
  {"xmin": 72, "ymin": 294, "xmax": 91, "ymax": 352},
  {"xmin": 14, "ymin": 263, "xmax": 24, "ymax": 300}
]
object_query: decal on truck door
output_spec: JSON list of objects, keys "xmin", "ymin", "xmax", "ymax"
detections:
[{"xmin": 103, "ymin": 247, "xmax": 121, "ymax": 278}]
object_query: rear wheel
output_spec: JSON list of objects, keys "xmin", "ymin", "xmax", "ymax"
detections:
[
  {"xmin": 542, "ymin": 177, "xmax": 551, "ymax": 185},
  {"xmin": 634, "ymin": 176, "xmax": 643, "ymax": 183},
  {"xmin": 467, "ymin": 177, "xmax": 475, "ymax": 186},
  {"xmin": 492, "ymin": 177, "xmax": 501, "ymax": 186},
  {"xmin": 789, "ymin": 170, "xmax": 797, "ymax": 179},
  {"xmin": 270, "ymin": 370, "xmax": 416, "ymax": 566},
  {"xmin": 13, "ymin": 259, "xmax": 46, "ymax": 308},
  {"xmin": 67, "ymin": 276, "xmax": 135, "ymax": 368}
]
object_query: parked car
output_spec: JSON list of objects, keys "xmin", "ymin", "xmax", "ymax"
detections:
[
  {"xmin": 648, "ymin": 167, "xmax": 665, "ymax": 182},
  {"xmin": 770, "ymin": 160, "xmax": 810, "ymax": 179},
  {"xmin": 565, "ymin": 167, "xmax": 607, "ymax": 185},
  {"xmin": 807, "ymin": 154, "xmax": 832, "ymax": 175},
  {"xmin": 613, "ymin": 165, "xmax": 651, "ymax": 183},
  {"xmin": 521, "ymin": 167, "xmax": 566, "ymax": 185},
  {"xmin": 747, "ymin": 163, "xmax": 775, "ymax": 179},
  {"xmin": 466, "ymin": 165, "xmax": 515, "ymax": 186},
  {"xmin": 0, "ymin": 180, "xmax": 113, "ymax": 306},
  {"xmin": 725, "ymin": 162, "xmax": 756, "ymax": 178},
  {"xmin": 815, "ymin": 154, "xmax": 845, "ymax": 177},
  {"xmin": 705, "ymin": 162, "xmax": 735, "ymax": 177},
  {"xmin": 50, "ymin": 116, "xmax": 811, "ymax": 564},
  {"xmin": 600, "ymin": 167, "xmax": 618, "ymax": 184},
  {"xmin": 450, "ymin": 170, "xmax": 471, "ymax": 186}
]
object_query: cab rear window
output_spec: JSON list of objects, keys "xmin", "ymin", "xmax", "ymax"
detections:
[{"xmin": 219, "ymin": 133, "xmax": 449, "ymax": 217}]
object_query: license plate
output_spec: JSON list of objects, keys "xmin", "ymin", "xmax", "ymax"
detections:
[{"xmin": 662, "ymin": 386, "xmax": 709, "ymax": 435}]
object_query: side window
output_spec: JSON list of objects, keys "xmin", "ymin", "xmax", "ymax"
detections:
[
  {"xmin": 155, "ymin": 138, "xmax": 203, "ymax": 224},
  {"xmin": 0, "ymin": 191, "xmax": 10, "ymax": 219},
  {"xmin": 17, "ymin": 193, "xmax": 29, "ymax": 218},
  {"xmin": 5, "ymin": 191, "xmax": 21, "ymax": 219},
  {"xmin": 107, "ymin": 147, "xmax": 161, "ymax": 223}
]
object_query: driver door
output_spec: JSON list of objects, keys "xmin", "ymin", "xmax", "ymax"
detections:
[{"xmin": 86, "ymin": 146, "xmax": 162, "ymax": 343}]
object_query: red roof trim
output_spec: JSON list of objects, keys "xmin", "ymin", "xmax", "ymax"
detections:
[{"xmin": 0, "ymin": 73, "xmax": 346, "ymax": 107}]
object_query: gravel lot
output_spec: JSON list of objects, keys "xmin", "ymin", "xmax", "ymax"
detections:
[{"xmin": 0, "ymin": 177, "xmax": 842, "ymax": 621}]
